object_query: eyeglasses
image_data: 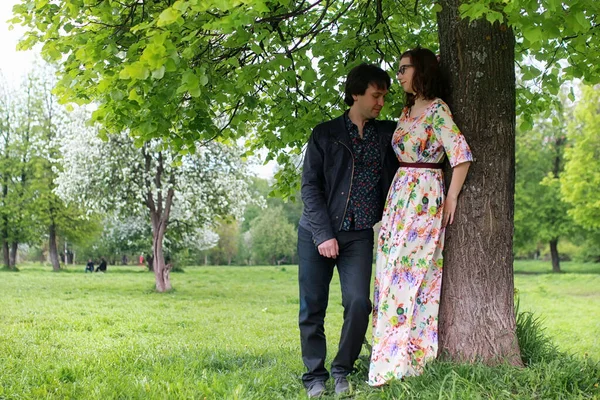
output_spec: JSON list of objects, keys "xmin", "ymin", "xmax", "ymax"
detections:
[{"xmin": 397, "ymin": 64, "xmax": 413, "ymax": 75}]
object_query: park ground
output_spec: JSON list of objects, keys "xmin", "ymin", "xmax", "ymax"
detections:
[{"xmin": 0, "ymin": 261, "xmax": 598, "ymax": 399}]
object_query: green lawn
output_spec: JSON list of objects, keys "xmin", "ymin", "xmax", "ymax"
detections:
[
  {"xmin": 513, "ymin": 260, "xmax": 600, "ymax": 359},
  {"xmin": 0, "ymin": 261, "xmax": 598, "ymax": 399}
]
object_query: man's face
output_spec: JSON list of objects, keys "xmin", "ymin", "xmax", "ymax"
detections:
[{"xmin": 352, "ymin": 84, "xmax": 388, "ymax": 119}]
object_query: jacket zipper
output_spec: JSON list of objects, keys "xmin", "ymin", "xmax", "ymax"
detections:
[{"xmin": 339, "ymin": 141, "xmax": 354, "ymax": 231}]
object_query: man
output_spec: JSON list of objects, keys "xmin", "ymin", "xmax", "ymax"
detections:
[
  {"xmin": 298, "ymin": 63, "xmax": 399, "ymax": 397},
  {"xmin": 95, "ymin": 257, "xmax": 107, "ymax": 273}
]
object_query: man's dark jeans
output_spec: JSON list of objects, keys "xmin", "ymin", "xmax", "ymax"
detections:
[{"xmin": 297, "ymin": 225, "xmax": 374, "ymax": 388}]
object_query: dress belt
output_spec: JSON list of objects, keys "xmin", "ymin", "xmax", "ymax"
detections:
[{"xmin": 399, "ymin": 162, "xmax": 444, "ymax": 169}]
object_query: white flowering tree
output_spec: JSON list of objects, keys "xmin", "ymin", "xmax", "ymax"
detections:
[
  {"xmin": 90, "ymin": 211, "xmax": 221, "ymax": 268},
  {"xmin": 57, "ymin": 112, "xmax": 252, "ymax": 291}
]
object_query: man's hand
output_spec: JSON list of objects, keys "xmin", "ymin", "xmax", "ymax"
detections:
[{"xmin": 318, "ymin": 238, "xmax": 339, "ymax": 259}]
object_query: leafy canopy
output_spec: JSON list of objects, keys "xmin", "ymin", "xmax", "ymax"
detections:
[{"xmin": 11, "ymin": 0, "xmax": 600, "ymax": 195}]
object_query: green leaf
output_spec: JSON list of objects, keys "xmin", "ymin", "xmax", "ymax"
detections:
[
  {"xmin": 157, "ymin": 8, "xmax": 180, "ymax": 27},
  {"xmin": 522, "ymin": 26, "xmax": 543, "ymax": 44},
  {"xmin": 519, "ymin": 118, "xmax": 533, "ymax": 132},
  {"xmin": 128, "ymin": 89, "xmax": 143, "ymax": 104},
  {"xmin": 36, "ymin": 0, "xmax": 49, "ymax": 9},
  {"xmin": 302, "ymin": 68, "xmax": 317, "ymax": 82},
  {"xmin": 172, "ymin": 0, "xmax": 189, "ymax": 12},
  {"xmin": 485, "ymin": 11, "xmax": 504, "ymax": 25},
  {"xmin": 152, "ymin": 66, "xmax": 165, "ymax": 80},
  {"xmin": 575, "ymin": 11, "xmax": 590, "ymax": 31}
]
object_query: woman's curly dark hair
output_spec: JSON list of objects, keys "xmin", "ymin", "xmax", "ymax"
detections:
[{"xmin": 400, "ymin": 47, "xmax": 446, "ymax": 108}]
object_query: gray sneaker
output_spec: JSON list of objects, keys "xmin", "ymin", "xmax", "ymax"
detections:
[
  {"xmin": 306, "ymin": 381, "xmax": 326, "ymax": 398},
  {"xmin": 334, "ymin": 377, "xmax": 351, "ymax": 395}
]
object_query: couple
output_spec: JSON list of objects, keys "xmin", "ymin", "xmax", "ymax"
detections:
[{"xmin": 297, "ymin": 47, "xmax": 473, "ymax": 397}]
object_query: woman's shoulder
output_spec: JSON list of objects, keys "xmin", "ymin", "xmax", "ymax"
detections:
[
  {"xmin": 432, "ymin": 97, "xmax": 448, "ymax": 108},
  {"xmin": 431, "ymin": 98, "xmax": 454, "ymax": 116}
]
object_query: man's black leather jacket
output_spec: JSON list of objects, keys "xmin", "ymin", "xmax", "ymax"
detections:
[{"xmin": 299, "ymin": 114, "xmax": 399, "ymax": 246}]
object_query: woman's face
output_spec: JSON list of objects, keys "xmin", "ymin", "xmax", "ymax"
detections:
[{"xmin": 397, "ymin": 56, "xmax": 415, "ymax": 95}]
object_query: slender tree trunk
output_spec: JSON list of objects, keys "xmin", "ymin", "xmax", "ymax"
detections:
[
  {"xmin": 549, "ymin": 238, "xmax": 561, "ymax": 273},
  {"xmin": 437, "ymin": 3, "xmax": 522, "ymax": 365},
  {"xmin": 143, "ymin": 149, "xmax": 175, "ymax": 291},
  {"xmin": 1, "ymin": 203, "xmax": 9, "ymax": 268},
  {"xmin": 549, "ymin": 136, "xmax": 564, "ymax": 274},
  {"xmin": 151, "ymin": 215, "xmax": 172, "ymax": 292},
  {"xmin": 48, "ymin": 223, "xmax": 61, "ymax": 271},
  {"xmin": 9, "ymin": 241, "xmax": 17, "ymax": 268},
  {"xmin": 2, "ymin": 239, "xmax": 9, "ymax": 269}
]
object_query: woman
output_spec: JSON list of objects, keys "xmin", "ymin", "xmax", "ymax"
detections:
[{"xmin": 368, "ymin": 48, "xmax": 473, "ymax": 386}]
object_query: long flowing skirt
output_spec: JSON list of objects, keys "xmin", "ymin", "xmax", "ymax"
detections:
[{"xmin": 368, "ymin": 167, "xmax": 445, "ymax": 386}]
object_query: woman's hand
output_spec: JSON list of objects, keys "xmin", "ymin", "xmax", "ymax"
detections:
[
  {"xmin": 443, "ymin": 161, "xmax": 471, "ymax": 228},
  {"xmin": 443, "ymin": 194, "xmax": 457, "ymax": 227}
]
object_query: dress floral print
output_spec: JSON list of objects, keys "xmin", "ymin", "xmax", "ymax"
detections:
[{"xmin": 368, "ymin": 98, "xmax": 473, "ymax": 386}]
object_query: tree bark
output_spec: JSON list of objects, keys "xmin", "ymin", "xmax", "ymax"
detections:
[
  {"xmin": 48, "ymin": 223, "xmax": 61, "ymax": 272},
  {"xmin": 437, "ymin": 2, "xmax": 522, "ymax": 365},
  {"xmin": 2, "ymin": 239, "xmax": 9, "ymax": 269},
  {"xmin": 9, "ymin": 241, "xmax": 18, "ymax": 268},
  {"xmin": 144, "ymin": 150, "xmax": 175, "ymax": 292},
  {"xmin": 549, "ymin": 238, "xmax": 561, "ymax": 273},
  {"xmin": 151, "ymin": 216, "xmax": 169, "ymax": 292}
]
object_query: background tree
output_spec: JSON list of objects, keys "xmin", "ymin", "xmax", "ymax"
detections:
[
  {"xmin": 561, "ymin": 85, "xmax": 600, "ymax": 231},
  {"xmin": 514, "ymin": 107, "xmax": 574, "ymax": 272},
  {"xmin": 0, "ymin": 76, "xmax": 19, "ymax": 269},
  {"xmin": 0, "ymin": 67, "xmax": 89, "ymax": 271},
  {"xmin": 249, "ymin": 206, "xmax": 297, "ymax": 265},
  {"xmin": 55, "ymin": 113, "xmax": 252, "ymax": 290},
  {"xmin": 0, "ymin": 74, "xmax": 40, "ymax": 269},
  {"xmin": 206, "ymin": 219, "xmax": 240, "ymax": 266}
]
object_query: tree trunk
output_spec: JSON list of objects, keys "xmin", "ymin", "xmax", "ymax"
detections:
[
  {"xmin": 549, "ymin": 238, "xmax": 561, "ymax": 273},
  {"xmin": 437, "ymin": 3, "xmax": 522, "ymax": 365},
  {"xmin": 151, "ymin": 218, "xmax": 170, "ymax": 292},
  {"xmin": 9, "ymin": 241, "xmax": 18, "ymax": 268},
  {"xmin": 2, "ymin": 239, "xmax": 9, "ymax": 269},
  {"xmin": 48, "ymin": 223, "xmax": 61, "ymax": 271}
]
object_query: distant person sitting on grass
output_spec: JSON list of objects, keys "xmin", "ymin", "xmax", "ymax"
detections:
[
  {"xmin": 95, "ymin": 257, "xmax": 107, "ymax": 273},
  {"xmin": 85, "ymin": 259, "xmax": 94, "ymax": 273}
]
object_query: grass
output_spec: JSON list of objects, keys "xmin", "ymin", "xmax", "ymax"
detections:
[
  {"xmin": 0, "ymin": 261, "xmax": 598, "ymax": 399},
  {"xmin": 514, "ymin": 260, "xmax": 600, "ymax": 358}
]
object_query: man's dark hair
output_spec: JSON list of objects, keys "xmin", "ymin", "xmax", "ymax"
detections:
[
  {"xmin": 344, "ymin": 63, "xmax": 391, "ymax": 106},
  {"xmin": 400, "ymin": 47, "xmax": 446, "ymax": 108}
]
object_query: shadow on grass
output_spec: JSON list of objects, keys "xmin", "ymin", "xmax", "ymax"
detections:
[
  {"xmin": 514, "ymin": 261, "xmax": 600, "ymax": 276},
  {"xmin": 11, "ymin": 265, "xmax": 152, "ymax": 274},
  {"xmin": 514, "ymin": 268, "xmax": 600, "ymax": 275}
]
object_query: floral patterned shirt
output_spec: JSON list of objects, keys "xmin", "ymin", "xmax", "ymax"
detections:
[{"xmin": 341, "ymin": 112, "xmax": 382, "ymax": 231}]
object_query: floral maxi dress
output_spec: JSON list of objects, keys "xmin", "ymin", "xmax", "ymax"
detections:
[{"xmin": 368, "ymin": 98, "xmax": 473, "ymax": 386}]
